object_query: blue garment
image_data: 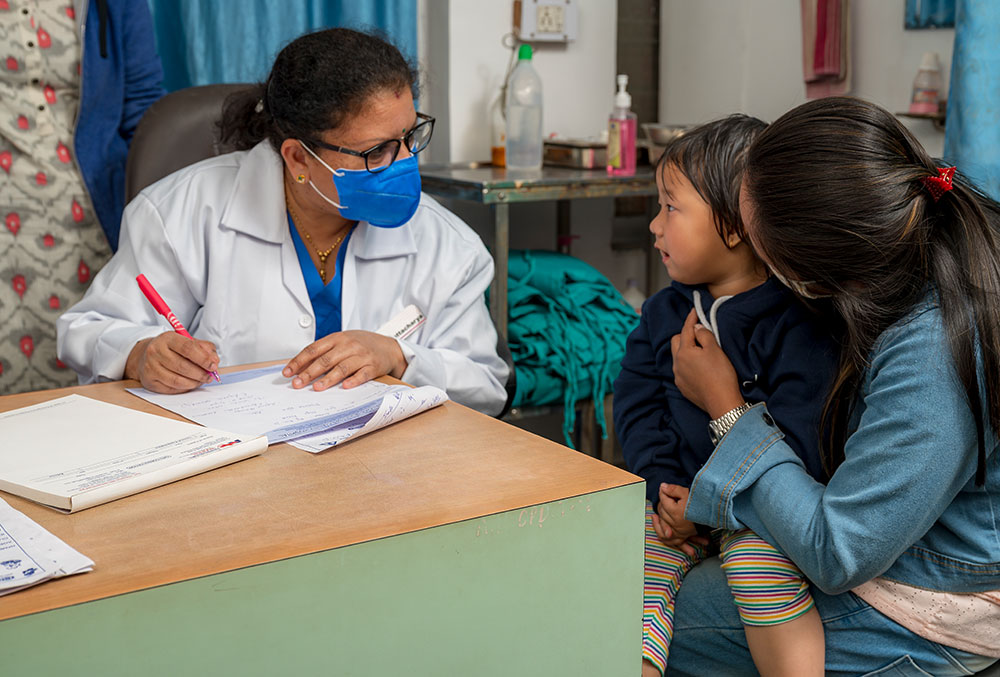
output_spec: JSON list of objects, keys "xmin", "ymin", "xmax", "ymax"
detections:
[
  {"xmin": 147, "ymin": 0, "xmax": 417, "ymax": 91},
  {"xmin": 74, "ymin": 0, "xmax": 165, "ymax": 250},
  {"xmin": 686, "ymin": 295, "xmax": 1000, "ymax": 595},
  {"xmin": 613, "ymin": 279, "xmax": 838, "ymax": 507},
  {"xmin": 904, "ymin": 0, "xmax": 956, "ymax": 28},
  {"xmin": 667, "ymin": 556, "xmax": 998, "ymax": 676},
  {"xmin": 943, "ymin": 0, "xmax": 1000, "ymax": 200},
  {"xmin": 288, "ymin": 213, "xmax": 352, "ymax": 340}
]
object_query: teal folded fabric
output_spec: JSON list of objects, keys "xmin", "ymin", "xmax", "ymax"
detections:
[{"xmin": 500, "ymin": 250, "xmax": 639, "ymax": 447}]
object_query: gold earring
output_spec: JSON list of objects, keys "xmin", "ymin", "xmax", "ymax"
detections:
[{"xmin": 296, "ymin": 174, "xmax": 306, "ymax": 184}]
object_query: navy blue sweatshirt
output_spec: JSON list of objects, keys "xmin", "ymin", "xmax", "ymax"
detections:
[{"xmin": 613, "ymin": 279, "xmax": 838, "ymax": 507}]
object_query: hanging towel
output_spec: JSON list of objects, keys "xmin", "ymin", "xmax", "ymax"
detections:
[
  {"xmin": 801, "ymin": 0, "xmax": 852, "ymax": 99},
  {"xmin": 501, "ymin": 250, "xmax": 640, "ymax": 447}
]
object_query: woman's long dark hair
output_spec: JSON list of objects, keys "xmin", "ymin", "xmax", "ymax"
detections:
[
  {"xmin": 218, "ymin": 28, "xmax": 418, "ymax": 151},
  {"xmin": 743, "ymin": 97, "xmax": 1000, "ymax": 484}
]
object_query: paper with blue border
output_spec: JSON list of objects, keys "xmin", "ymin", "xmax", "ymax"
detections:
[{"xmin": 127, "ymin": 365, "xmax": 448, "ymax": 453}]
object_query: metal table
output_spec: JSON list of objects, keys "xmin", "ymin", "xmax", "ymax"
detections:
[{"xmin": 420, "ymin": 163, "xmax": 657, "ymax": 337}]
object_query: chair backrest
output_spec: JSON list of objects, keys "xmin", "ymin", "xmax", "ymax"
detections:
[{"xmin": 125, "ymin": 83, "xmax": 254, "ymax": 202}]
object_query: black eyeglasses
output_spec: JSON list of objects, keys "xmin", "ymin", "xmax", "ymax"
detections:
[{"xmin": 305, "ymin": 113, "xmax": 435, "ymax": 174}]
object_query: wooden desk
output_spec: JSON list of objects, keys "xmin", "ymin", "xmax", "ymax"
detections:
[{"xmin": 0, "ymin": 372, "xmax": 644, "ymax": 675}]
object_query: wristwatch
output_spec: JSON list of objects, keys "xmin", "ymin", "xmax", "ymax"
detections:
[{"xmin": 708, "ymin": 402, "xmax": 753, "ymax": 445}]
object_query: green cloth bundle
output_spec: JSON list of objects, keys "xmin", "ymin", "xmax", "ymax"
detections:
[{"xmin": 503, "ymin": 250, "xmax": 640, "ymax": 447}]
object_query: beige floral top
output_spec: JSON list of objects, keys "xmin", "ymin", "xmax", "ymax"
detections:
[{"xmin": 0, "ymin": 0, "xmax": 111, "ymax": 394}]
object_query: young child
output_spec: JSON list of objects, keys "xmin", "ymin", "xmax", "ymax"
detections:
[{"xmin": 613, "ymin": 114, "xmax": 838, "ymax": 677}]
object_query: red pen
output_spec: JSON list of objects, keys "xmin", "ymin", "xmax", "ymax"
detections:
[{"xmin": 136, "ymin": 274, "xmax": 221, "ymax": 382}]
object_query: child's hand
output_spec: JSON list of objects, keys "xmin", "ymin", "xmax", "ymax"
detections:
[
  {"xmin": 671, "ymin": 310, "xmax": 745, "ymax": 418},
  {"xmin": 656, "ymin": 483, "xmax": 707, "ymax": 557}
]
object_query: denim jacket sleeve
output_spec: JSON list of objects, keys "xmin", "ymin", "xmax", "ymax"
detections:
[{"xmin": 685, "ymin": 306, "xmax": 986, "ymax": 594}]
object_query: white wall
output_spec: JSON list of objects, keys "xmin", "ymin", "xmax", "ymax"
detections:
[
  {"xmin": 659, "ymin": 0, "xmax": 955, "ymax": 157},
  {"xmin": 417, "ymin": 0, "xmax": 652, "ymax": 299},
  {"xmin": 442, "ymin": 0, "xmax": 618, "ymax": 162}
]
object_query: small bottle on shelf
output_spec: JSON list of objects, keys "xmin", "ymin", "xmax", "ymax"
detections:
[
  {"xmin": 909, "ymin": 51, "xmax": 944, "ymax": 115},
  {"xmin": 607, "ymin": 74, "xmax": 637, "ymax": 176},
  {"xmin": 622, "ymin": 278, "xmax": 645, "ymax": 314},
  {"xmin": 505, "ymin": 44, "xmax": 544, "ymax": 171}
]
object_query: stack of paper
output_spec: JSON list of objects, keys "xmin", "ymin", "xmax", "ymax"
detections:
[
  {"xmin": 0, "ymin": 497, "xmax": 93, "ymax": 596},
  {"xmin": 128, "ymin": 365, "xmax": 449, "ymax": 453},
  {"xmin": 0, "ymin": 394, "xmax": 267, "ymax": 512}
]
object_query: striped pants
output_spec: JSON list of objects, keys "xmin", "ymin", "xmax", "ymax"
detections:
[{"xmin": 642, "ymin": 502, "xmax": 814, "ymax": 674}]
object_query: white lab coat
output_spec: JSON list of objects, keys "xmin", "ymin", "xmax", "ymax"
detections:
[{"xmin": 57, "ymin": 142, "xmax": 508, "ymax": 415}]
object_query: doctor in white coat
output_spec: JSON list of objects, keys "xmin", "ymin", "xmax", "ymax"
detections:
[{"xmin": 57, "ymin": 28, "xmax": 508, "ymax": 416}]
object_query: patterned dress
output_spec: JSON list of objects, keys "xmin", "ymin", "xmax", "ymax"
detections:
[{"xmin": 0, "ymin": 0, "xmax": 111, "ymax": 394}]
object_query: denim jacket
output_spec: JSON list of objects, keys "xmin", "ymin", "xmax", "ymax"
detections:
[{"xmin": 686, "ymin": 298, "xmax": 1000, "ymax": 594}]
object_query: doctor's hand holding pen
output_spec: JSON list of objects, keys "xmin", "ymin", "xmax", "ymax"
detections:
[
  {"xmin": 125, "ymin": 333, "xmax": 220, "ymax": 394},
  {"xmin": 282, "ymin": 330, "xmax": 407, "ymax": 392}
]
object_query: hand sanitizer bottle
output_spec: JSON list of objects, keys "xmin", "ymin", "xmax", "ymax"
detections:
[{"xmin": 607, "ymin": 74, "xmax": 637, "ymax": 176}]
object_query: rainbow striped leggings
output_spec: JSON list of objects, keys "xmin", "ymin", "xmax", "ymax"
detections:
[{"xmin": 642, "ymin": 502, "xmax": 814, "ymax": 674}]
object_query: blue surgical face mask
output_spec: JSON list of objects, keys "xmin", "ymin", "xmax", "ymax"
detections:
[{"xmin": 300, "ymin": 143, "xmax": 421, "ymax": 228}]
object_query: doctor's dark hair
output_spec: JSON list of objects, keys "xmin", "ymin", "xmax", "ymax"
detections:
[
  {"xmin": 656, "ymin": 114, "xmax": 767, "ymax": 247},
  {"xmin": 741, "ymin": 96, "xmax": 1000, "ymax": 485},
  {"xmin": 219, "ymin": 27, "xmax": 418, "ymax": 151}
]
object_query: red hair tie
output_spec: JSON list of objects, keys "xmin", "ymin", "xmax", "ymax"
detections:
[{"xmin": 921, "ymin": 166, "xmax": 957, "ymax": 202}]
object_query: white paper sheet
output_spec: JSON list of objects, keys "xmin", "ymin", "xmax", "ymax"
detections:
[
  {"xmin": 0, "ymin": 497, "xmax": 93, "ymax": 596},
  {"xmin": 0, "ymin": 395, "xmax": 267, "ymax": 511},
  {"xmin": 128, "ymin": 365, "xmax": 448, "ymax": 452}
]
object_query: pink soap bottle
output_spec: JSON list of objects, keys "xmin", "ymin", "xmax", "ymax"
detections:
[{"xmin": 607, "ymin": 74, "xmax": 637, "ymax": 176}]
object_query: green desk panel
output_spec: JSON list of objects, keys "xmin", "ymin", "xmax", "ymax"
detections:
[{"xmin": 1, "ymin": 483, "xmax": 644, "ymax": 676}]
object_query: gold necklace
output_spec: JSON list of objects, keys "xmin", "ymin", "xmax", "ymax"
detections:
[{"xmin": 286, "ymin": 197, "xmax": 348, "ymax": 284}]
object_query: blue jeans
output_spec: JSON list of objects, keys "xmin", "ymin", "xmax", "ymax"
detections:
[{"xmin": 667, "ymin": 557, "xmax": 999, "ymax": 676}]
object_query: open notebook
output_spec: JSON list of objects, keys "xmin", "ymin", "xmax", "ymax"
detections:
[{"xmin": 0, "ymin": 395, "xmax": 266, "ymax": 512}]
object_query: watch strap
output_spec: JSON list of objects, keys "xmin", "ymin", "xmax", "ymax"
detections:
[{"xmin": 708, "ymin": 402, "xmax": 752, "ymax": 445}]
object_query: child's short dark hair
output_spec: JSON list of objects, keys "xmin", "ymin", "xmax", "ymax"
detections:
[{"xmin": 657, "ymin": 114, "xmax": 767, "ymax": 247}]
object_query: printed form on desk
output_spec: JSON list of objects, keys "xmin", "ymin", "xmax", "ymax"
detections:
[
  {"xmin": 128, "ymin": 365, "xmax": 449, "ymax": 452},
  {"xmin": 0, "ymin": 497, "xmax": 93, "ymax": 596},
  {"xmin": 0, "ymin": 395, "xmax": 266, "ymax": 512}
]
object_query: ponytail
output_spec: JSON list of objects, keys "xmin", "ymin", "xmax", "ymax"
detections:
[
  {"xmin": 218, "ymin": 83, "xmax": 275, "ymax": 151},
  {"xmin": 743, "ymin": 97, "xmax": 1000, "ymax": 485}
]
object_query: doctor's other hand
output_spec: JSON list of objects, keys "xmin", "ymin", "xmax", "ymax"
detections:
[
  {"xmin": 125, "ymin": 332, "xmax": 220, "ymax": 394},
  {"xmin": 670, "ymin": 309, "xmax": 744, "ymax": 418},
  {"xmin": 283, "ymin": 330, "xmax": 407, "ymax": 391}
]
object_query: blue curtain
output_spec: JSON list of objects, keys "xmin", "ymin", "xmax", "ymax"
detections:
[
  {"xmin": 147, "ymin": 0, "xmax": 417, "ymax": 92},
  {"xmin": 905, "ymin": 0, "xmax": 956, "ymax": 28},
  {"xmin": 943, "ymin": 0, "xmax": 1000, "ymax": 200}
]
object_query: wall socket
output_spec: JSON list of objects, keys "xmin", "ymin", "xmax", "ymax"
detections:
[{"xmin": 513, "ymin": 0, "xmax": 579, "ymax": 43}]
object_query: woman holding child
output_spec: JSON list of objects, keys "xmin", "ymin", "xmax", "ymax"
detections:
[{"xmin": 666, "ymin": 98, "xmax": 1000, "ymax": 674}]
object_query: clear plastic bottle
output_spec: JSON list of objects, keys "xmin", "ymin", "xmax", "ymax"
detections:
[
  {"xmin": 607, "ymin": 74, "xmax": 637, "ymax": 176},
  {"xmin": 909, "ymin": 51, "xmax": 944, "ymax": 115},
  {"xmin": 505, "ymin": 44, "xmax": 543, "ymax": 171},
  {"xmin": 622, "ymin": 278, "xmax": 645, "ymax": 314}
]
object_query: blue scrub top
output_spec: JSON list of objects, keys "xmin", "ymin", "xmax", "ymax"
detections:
[{"xmin": 288, "ymin": 212, "xmax": 353, "ymax": 340}]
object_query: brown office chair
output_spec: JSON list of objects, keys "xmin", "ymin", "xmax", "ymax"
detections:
[
  {"xmin": 124, "ymin": 84, "xmax": 517, "ymax": 416},
  {"xmin": 125, "ymin": 83, "xmax": 253, "ymax": 202}
]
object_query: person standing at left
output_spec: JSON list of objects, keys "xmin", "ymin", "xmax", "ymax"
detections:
[{"xmin": 0, "ymin": 0, "xmax": 164, "ymax": 394}]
